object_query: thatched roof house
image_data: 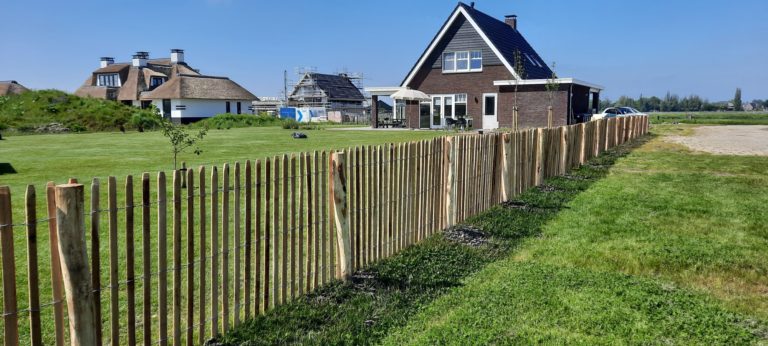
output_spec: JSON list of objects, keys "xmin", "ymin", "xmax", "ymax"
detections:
[{"xmin": 75, "ymin": 49, "xmax": 257, "ymax": 123}]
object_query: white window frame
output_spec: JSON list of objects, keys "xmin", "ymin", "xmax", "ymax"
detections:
[
  {"xmin": 443, "ymin": 50, "xmax": 482, "ymax": 73},
  {"xmin": 97, "ymin": 73, "xmax": 120, "ymax": 87},
  {"xmin": 482, "ymin": 93, "xmax": 497, "ymax": 117}
]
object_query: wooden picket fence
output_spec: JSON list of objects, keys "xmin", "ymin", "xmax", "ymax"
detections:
[{"xmin": 0, "ymin": 116, "xmax": 648, "ymax": 345}]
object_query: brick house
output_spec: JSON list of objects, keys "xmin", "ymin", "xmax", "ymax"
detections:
[
  {"xmin": 75, "ymin": 49, "xmax": 257, "ymax": 123},
  {"xmin": 367, "ymin": 2, "xmax": 602, "ymax": 130}
]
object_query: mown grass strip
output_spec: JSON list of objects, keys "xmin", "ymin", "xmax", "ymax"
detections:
[{"xmin": 217, "ymin": 135, "xmax": 650, "ymax": 345}]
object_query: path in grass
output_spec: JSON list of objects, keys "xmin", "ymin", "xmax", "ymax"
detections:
[{"xmin": 382, "ymin": 127, "xmax": 768, "ymax": 344}]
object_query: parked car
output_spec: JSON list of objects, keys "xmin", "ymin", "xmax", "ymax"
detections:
[
  {"xmin": 617, "ymin": 107, "xmax": 648, "ymax": 117},
  {"xmin": 592, "ymin": 107, "xmax": 624, "ymax": 120},
  {"xmin": 592, "ymin": 107, "xmax": 647, "ymax": 120}
]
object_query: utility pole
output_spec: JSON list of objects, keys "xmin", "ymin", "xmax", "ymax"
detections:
[{"xmin": 283, "ymin": 70, "xmax": 288, "ymax": 106}]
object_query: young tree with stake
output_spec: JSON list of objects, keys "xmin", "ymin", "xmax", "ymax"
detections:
[
  {"xmin": 545, "ymin": 62, "xmax": 559, "ymax": 128},
  {"xmin": 512, "ymin": 49, "xmax": 527, "ymax": 130}
]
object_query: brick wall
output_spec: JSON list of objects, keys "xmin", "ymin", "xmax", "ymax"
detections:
[
  {"xmin": 404, "ymin": 66, "xmax": 591, "ymax": 129},
  {"xmin": 407, "ymin": 65, "xmax": 513, "ymax": 129},
  {"xmin": 499, "ymin": 85, "xmax": 569, "ymax": 128}
]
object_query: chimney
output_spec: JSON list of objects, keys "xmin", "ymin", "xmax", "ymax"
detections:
[
  {"xmin": 505, "ymin": 15, "xmax": 517, "ymax": 30},
  {"xmin": 132, "ymin": 51, "xmax": 149, "ymax": 67},
  {"xmin": 170, "ymin": 48, "xmax": 185, "ymax": 64},
  {"xmin": 100, "ymin": 57, "xmax": 114, "ymax": 68}
]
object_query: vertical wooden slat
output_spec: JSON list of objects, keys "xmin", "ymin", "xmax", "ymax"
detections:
[
  {"xmin": 185, "ymin": 169, "xmax": 194, "ymax": 345},
  {"xmin": 210, "ymin": 167, "xmax": 219, "ymax": 336},
  {"xmin": 108, "ymin": 176, "xmax": 120, "ymax": 346},
  {"xmin": 265, "ymin": 158, "xmax": 273, "ymax": 310},
  {"xmin": 330, "ymin": 152, "xmax": 351, "ymax": 280},
  {"xmin": 272, "ymin": 157, "xmax": 279, "ymax": 308},
  {"xmin": 254, "ymin": 161, "xmax": 262, "ymax": 314},
  {"xmin": 172, "ymin": 171, "xmax": 182, "ymax": 346},
  {"xmin": 374, "ymin": 146, "xmax": 381, "ymax": 261},
  {"xmin": 126, "ymin": 176, "xmax": 136, "ymax": 346},
  {"xmin": 55, "ymin": 183, "xmax": 99, "ymax": 346},
  {"xmin": 281, "ymin": 155, "xmax": 289, "ymax": 305},
  {"xmin": 297, "ymin": 154, "xmax": 305, "ymax": 296},
  {"xmin": 45, "ymin": 182, "xmax": 65, "ymax": 346},
  {"xmin": 289, "ymin": 155, "xmax": 297, "ymax": 300},
  {"xmin": 222, "ymin": 164, "xmax": 230, "ymax": 331},
  {"xmin": 362, "ymin": 146, "xmax": 369, "ymax": 266},
  {"xmin": 244, "ymin": 161, "xmax": 252, "ymax": 319},
  {"xmin": 321, "ymin": 152, "xmax": 332, "ymax": 281},
  {"xmin": 157, "ymin": 172, "xmax": 169, "ymax": 346},
  {"xmin": 305, "ymin": 153, "xmax": 314, "ymax": 293},
  {"xmin": 233, "ymin": 162, "xmax": 241, "ymax": 326},
  {"xmin": 198, "ymin": 167, "xmax": 206, "ymax": 343},
  {"xmin": 24, "ymin": 186, "xmax": 42, "ymax": 346},
  {"xmin": 89, "ymin": 179, "xmax": 103, "ymax": 346},
  {"xmin": 367, "ymin": 145, "xmax": 374, "ymax": 264},
  {"xmin": 142, "ymin": 173, "xmax": 152, "ymax": 346},
  {"xmin": 386, "ymin": 144, "xmax": 393, "ymax": 257},
  {"xmin": 314, "ymin": 152, "xmax": 323, "ymax": 283}
]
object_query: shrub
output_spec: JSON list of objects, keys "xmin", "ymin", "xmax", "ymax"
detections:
[
  {"xmin": 194, "ymin": 113, "xmax": 283, "ymax": 130},
  {"xmin": 130, "ymin": 111, "xmax": 163, "ymax": 132},
  {"xmin": 281, "ymin": 119, "xmax": 300, "ymax": 129}
]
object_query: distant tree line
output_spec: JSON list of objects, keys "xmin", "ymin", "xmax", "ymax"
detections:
[{"xmin": 600, "ymin": 89, "xmax": 767, "ymax": 112}]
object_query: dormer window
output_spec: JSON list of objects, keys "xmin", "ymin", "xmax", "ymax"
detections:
[
  {"xmin": 443, "ymin": 50, "xmax": 482, "ymax": 73},
  {"xmin": 97, "ymin": 73, "xmax": 120, "ymax": 87},
  {"xmin": 150, "ymin": 76, "xmax": 166, "ymax": 88}
]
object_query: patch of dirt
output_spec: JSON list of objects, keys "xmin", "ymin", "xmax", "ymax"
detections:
[
  {"xmin": 444, "ymin": 225, "xmax": 489, "ymax": 247},
  {"xmin": 666, "ymin": 125, "xmax": 768, "ymax": 156}
]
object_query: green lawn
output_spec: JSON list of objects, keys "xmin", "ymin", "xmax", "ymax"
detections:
[
  {"xmin": 383, "ymin": 127, "xmax": 768, "ymax": 344},
  {"xmin": 220, "ymin": 125, "xmax": 768, "ymax": 345},
  {"xmin": 0, "ymin": 126, "xmax": 443, "ymax": 192},
  {"xmin": 0, "ymin": 126, "xmax": 445, "ymax": 345},
  {"xmin": 649, "ymin": 111, "xmax": 768, "ymax": 125}
]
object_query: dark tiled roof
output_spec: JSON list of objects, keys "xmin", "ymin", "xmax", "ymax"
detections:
[
  {"xmin": 308, "ymin": 73, "xmax": 365, "ymax": 101},
  {"xmin": 459, "ymin": 3, "xmax": 553, "ymax": 79}
]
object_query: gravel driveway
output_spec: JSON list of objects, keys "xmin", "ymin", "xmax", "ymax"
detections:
[{"xmin": 666, "ymin": 125, "xmax": 768, "ymax": 156}]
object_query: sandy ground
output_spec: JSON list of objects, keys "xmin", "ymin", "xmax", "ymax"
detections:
[{"xmin": 666, "ymin": 125, "xmax": 768, "ymax": 156}]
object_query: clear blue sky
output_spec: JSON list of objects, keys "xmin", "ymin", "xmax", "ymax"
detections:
[{"xmin": 1, "ymin": 0, "xmax": 766, "ymax": 102}]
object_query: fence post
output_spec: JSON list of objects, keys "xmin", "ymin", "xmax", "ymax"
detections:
[
  {"xmin": 0, "ymin": 186, "xmax": 19, "ymax": 346},
  {"xmin": 535, "ymin": 128, "xmax": 544, "ymax": 186},
  {"xmin": 501, "ymin": 133, "xmax": 513, "ymax": 201},
  {"xmin": 444, "ymin": 137, "xmax": 457, "ymax": 227},
  {"xmin": 55, "ymin": 183, "xmax": 98, "ymax": 346},
  {"xmin": 330, "ymin": 151, "xmax": 352, "ymax": 280}
]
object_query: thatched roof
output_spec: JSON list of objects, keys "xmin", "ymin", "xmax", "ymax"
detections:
[
  {"xmin": 73, "ymin": 85, "xmax": 111, "ymax": 99},
  {"xmin": 0, "ymin": 81, "xmax": 30, "ymax": 96},
  {"xmin": 141, "ymin": 74, "xmax": 257, "ymax": 101},
  {"xmin": 76, "ymin": 50, "xmax": 245, "ymax": 102},
  {"xmin": 117, "ymin": 68, "xmax": 142, "ymax": 101}
]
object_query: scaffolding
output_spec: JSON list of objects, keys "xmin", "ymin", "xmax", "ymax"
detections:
[{"xmin": 285, "ymin": 67, "xmax": 370, "ymax": 123}]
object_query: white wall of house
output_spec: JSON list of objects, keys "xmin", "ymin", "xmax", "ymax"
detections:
[{"xmin": 151, "ymin": 99, "xmax": 253, "ymax": 119}]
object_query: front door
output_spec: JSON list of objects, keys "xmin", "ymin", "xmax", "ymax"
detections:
[
  {"xmin": 162, "ymin": 99, "xmax": 172, "ymax": 119},
  {"xmin": 482, "ymin": 93, "xmax": 498, "ymax": 129}
]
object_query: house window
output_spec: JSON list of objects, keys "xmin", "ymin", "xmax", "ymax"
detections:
[
  {"xmin": 97, "ymin": 73, "xmax": 120, "ymax": 87},
  {"xmin": 483, "ymin": 94, "xmax": 497, "ymax": 116},
  {"xmin": 443, "ymin": 53, "xmax": 455, "ymax": 72},
  {"xmin": 443, "ymin": 50, "xmax": 482, "ymax": 73},
  {"xmin": 455, "ymin": 93, "xmax": 467, "ymax": 117},
  {"xmin": 237, "ymin": 102, "xmax": 242, "ymax": 114},
  {"xmin": 226, "ymin": 101, "xmax": 231, "ymax": 113},
  {"xmin": 150, "ymin": 77, "xmax": 165, "ymax": 88},
  {"xmin": 456, "ymin": 52, "xmax": 469, "ymax": 70}
]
